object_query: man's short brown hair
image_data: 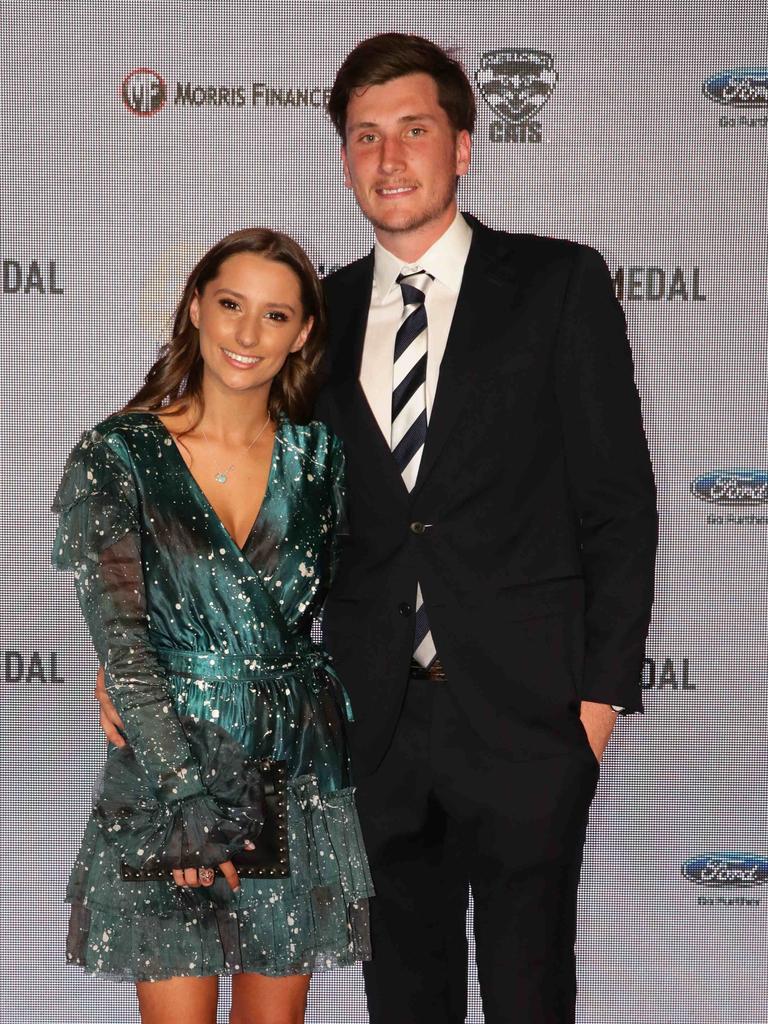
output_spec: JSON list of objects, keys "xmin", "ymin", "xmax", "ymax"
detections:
[{"xmin": 328, "ymin": 33, "xmax": 476, "ymax": 139}]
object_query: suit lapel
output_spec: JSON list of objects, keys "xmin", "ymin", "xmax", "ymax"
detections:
[
  {"xmin": 328, "ymin": 254, "xmax": 410, "ymax": 501},
  {"xmin": 327, "ymin": 219, "xmax": 522, "ymax": 502},
  {"xmin": 412, "ymin": 219, "xmax": 521, "ymax": 496},
  {"xmin": 328, "ymin": 252, "xmax": 373, "ymax": 385}
]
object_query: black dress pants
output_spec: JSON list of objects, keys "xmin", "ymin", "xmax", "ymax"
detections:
[{"xmin": 355, "ymin": 676, "xmax": 599, "ymax": 1024}]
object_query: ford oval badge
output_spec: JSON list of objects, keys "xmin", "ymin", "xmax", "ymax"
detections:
[
  {"xmin": 682, "ymin": 853, "xmax": 768, "ymax": 887},
  {"xmin": 703, "ymin": 69, "xmax": 768, "ymax": 107},
  {"xmin": 690, "ymin": 470, "xmax": 768, "ymax": 505}
]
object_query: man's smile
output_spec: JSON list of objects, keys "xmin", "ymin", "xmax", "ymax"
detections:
[{"xmin": 375, "ymin": 185, "xmax": 418, "ymax": 198}]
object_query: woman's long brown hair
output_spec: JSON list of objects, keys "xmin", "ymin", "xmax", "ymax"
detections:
[{"xmin": 124, "ymin": 228, "xmax": 327, "ymax": 428}]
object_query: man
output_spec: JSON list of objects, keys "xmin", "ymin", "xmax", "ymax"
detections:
[
  {"xmin": 98, "ymin": 32, "xmax": 657, "ymax": 1023},
  {"xmin": 316, "ymin": 33, "xmax": 657, "ymax": 1024}
]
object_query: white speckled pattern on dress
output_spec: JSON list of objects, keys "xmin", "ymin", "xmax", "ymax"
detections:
[{"xmin": 52, "ymin": 413, "xmax": 374, "ymax": 982}]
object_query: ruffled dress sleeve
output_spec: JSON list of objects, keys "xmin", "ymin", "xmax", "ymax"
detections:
[{"xmin": 52, "ymin": 427, "xmax": 261, "ymax": 869}]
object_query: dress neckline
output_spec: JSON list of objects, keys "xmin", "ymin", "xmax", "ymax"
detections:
[{"xmin": 147, "ymin": 412, "xmax": 282, "ymax": 555}]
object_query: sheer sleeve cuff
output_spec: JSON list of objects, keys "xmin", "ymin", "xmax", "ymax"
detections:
[{"xmin": 92, "ymin": 717, "xmax": 265, "ymax": 870}]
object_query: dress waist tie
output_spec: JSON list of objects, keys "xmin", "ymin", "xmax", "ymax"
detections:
[{"xmin": 156, "ymin": 645, "xmax": 355, "ymax": 721}]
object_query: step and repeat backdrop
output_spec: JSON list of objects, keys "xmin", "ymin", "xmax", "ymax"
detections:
[{"xmin": 2, "ymin": 3, "xmax": 766, "ymax": 1022}]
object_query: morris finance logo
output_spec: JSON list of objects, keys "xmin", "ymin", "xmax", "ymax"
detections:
[
  {"xmin": 177, "ymin": 82, "xmax": 330, "ymax": 109},
  {"xmin": 120, "ymin": 68, "xmax": 330, "ymax": 117},
  {"xmin": 476, "ymin": 48, "xmax": 558, "ymax": 144},
  {"xmin": 703, "ymin": 69, "xmax": 768, "ymax": 129},
  {"xmin": 122, "ymin": 68, "xmax": 167, "ymax": 116}
]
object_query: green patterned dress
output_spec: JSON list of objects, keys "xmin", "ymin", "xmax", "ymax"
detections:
[{"xmin": 52, "ymin": 412, "xmax": 373, "ymax": 982}]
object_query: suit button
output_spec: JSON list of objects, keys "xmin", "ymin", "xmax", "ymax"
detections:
[
  {"xmin": 398, "ymin": 602, "xmax": 413, "ymax": 617},
  {"xmin": 410, "ymin": 521, "xmax": 426, "ymax": 534}
]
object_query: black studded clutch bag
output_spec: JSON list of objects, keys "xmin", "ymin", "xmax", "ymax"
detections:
[{"xmin": 119, "ymin": 759, "xmax": 290, "ymax": 881}]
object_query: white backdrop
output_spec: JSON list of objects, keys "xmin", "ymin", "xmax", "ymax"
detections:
[{"xmin": 2, "ymin": 3, "xmax": 767, "ymax": 1021}]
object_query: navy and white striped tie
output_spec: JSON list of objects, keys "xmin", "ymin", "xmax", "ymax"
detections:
[{"xmin": 392, "ymin": 270, "xmax": 436, "ymax": 668}]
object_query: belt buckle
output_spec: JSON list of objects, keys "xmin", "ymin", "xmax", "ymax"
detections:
[{"xmin": 410, "ymin": 657, "xmax": 446, "ymax": 682}]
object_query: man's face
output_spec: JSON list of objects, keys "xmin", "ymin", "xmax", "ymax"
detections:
[{"xmin": 341, "ymin": 72, "xmax": 471, "ymax": 243}]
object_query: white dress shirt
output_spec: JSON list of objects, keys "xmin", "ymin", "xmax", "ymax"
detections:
[{"xmin": 359, "ymin": 210, "xmax": 473, "ymax": 439}]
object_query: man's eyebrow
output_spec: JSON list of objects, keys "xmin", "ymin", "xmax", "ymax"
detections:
[
  {"xmin": 347, "ymin": 113, "xmax": 438, "ymax": 132},
  {"xmin": 213, "ymin": 288, "xmax": 296, "ymax": 313}
]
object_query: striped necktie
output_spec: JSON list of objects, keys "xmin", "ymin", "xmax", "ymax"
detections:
[{"xmin": 392, "ymin": 270, "xmax": 437, "ymax": 668}]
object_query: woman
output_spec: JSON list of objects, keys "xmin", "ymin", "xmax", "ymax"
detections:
[{"xmin": 52, "ymin": 228, "xmax": 373, "ymax": 1024}]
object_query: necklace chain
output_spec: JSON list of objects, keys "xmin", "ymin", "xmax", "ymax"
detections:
[{"xmin": 200, "ymin": 413, "xmax": 272, "ymax": 485}]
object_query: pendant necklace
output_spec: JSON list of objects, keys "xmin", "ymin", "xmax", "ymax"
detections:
[{"xmin": 200, "ymin": 413, "xmax": 271, "ymax": 485}]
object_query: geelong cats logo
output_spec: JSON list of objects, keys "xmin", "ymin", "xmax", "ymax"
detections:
[{"xmin": 476, "ymin": 49, "xmax": 559, "ymax": 124}]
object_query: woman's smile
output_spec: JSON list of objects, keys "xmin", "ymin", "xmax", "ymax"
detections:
[{"xmin": 220, "ymin": 346, "xmax": 263, "ymax": 369}]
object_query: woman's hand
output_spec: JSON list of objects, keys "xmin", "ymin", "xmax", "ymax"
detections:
[
  {"xmin": 172, "ymin": 861, "xmax": 240, "ymax": 890},
  {"xmin": 96, "ymin": 665, "xmax": 260, "ymax": 891},
  {"xmin": 171, "ymin": 840, "xmax": 255, "ymax": 890},
  {"xmin": 95, "ymin": 665, "xmax": 126, "ymax": 747}
]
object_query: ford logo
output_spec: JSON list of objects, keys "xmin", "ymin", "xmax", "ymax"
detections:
[
  {"xmin": 682, "ymin": 853, "xmax": 768, "ymax": 888},
  {"xmin": 703, "ymin": 69, "xmax": 768, "ymax": 107},
  {"xmin": 690, "ymin": 470, "xmax": 768, "ymax": 505}
]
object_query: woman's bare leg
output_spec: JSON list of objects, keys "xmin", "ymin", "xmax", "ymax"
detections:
[
  {"xmin": 230, "ymin": 972, "xmax": 311, "ymax": 1024},
  {"xmin": 136, "ymin": 975, "xmax": 218, "ymax": 1024}
]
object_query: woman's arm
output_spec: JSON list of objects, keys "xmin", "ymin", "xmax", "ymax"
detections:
[
  {"xmin": 53, "ymin": 428, "xmax": 256, "ymax": 883},
  {"xmin": 82, "ymin": 529, "xmax": 207, "ymax": 798},
  {"xmin": 52, "ymin": 429, "xmax": 208, "ymax": 800}
]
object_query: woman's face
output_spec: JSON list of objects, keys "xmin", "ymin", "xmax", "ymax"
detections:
[{"xmin": 190, "ymin": 251, "xmax": 312, "ymax": 397}]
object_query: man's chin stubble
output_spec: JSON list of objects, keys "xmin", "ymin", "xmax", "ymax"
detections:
[{"xmin": 362, "ymin": 191, "xmax": 455, "ymax": 236}]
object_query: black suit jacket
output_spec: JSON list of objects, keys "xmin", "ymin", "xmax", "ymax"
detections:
[{"xmin": 316, "ymin": 215, "xmax": 658, "ymax": 777}]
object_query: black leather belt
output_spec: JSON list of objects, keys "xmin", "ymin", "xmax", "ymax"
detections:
[{"xmin": 410, "ymin": 657, "xmax": 447, "ymax": 681}]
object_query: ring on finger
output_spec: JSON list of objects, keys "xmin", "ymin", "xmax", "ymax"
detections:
[{"xmin": 199, "ymin": 866, "xmax": 215, "ymax": 884}]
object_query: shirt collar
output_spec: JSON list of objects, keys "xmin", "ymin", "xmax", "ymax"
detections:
[{"xmin": 373, "ymin": 210, "xmax": 473, "ymax": 299}]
